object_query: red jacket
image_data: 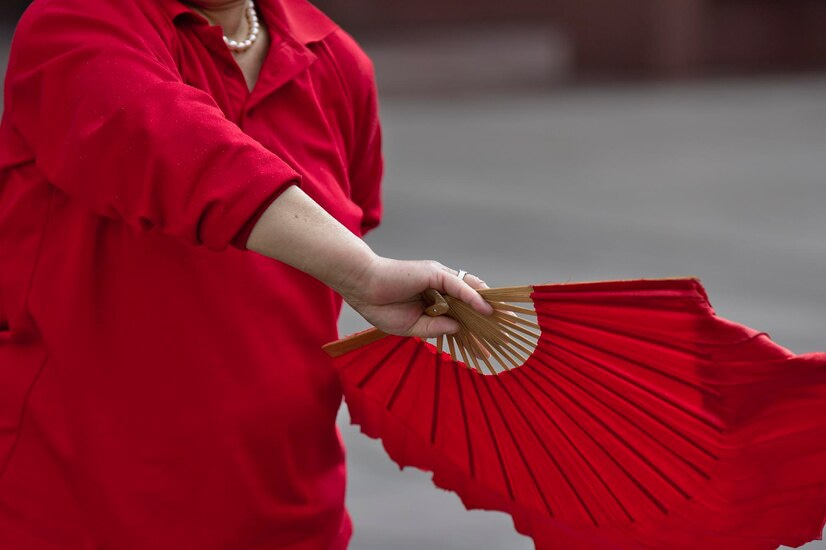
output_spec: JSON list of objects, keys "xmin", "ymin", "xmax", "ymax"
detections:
[{"xmin": 0, "ymin": 0, "xmax": 382, "ymax": 547}]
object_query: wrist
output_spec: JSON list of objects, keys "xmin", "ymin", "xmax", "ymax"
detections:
[{"xmin": 331, "ymin": 247, "xmax": 382, "ymax": 303}]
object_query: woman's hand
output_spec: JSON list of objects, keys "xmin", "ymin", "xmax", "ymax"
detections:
[{"xmin": 339, "ymin": 256, "xmax": 493, "ymax": 338}]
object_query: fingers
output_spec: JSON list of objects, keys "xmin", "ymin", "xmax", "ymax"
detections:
[
  {"xmin": 435, "ymin": 267, "xmax": 493, "ymax": 316},
  {"xmin": 463, "ymin": 272, "xmax": 489, "ymax": 291},
  {"xmin": 438, "ymin": 265, "xmax": 489, "ymax": 291}
]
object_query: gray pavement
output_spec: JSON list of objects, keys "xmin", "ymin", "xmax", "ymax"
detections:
[{"xmin": 338, "ymin": 77, "xmax": 826, "ymax": 549}]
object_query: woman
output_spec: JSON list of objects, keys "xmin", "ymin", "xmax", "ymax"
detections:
[{"xmin": 0, "ymin": 0, "xmax": 491, "ymax": 547}]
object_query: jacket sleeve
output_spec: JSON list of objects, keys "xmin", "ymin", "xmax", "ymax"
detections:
[
  {"xmin": 323, "ymin": 29, "xmax": 384, "ymax": 237},
  {"xmin": 6, "ymin": 3, "xmax": 300, "ymax": 252},
  {"xmin": 349, "ymin": 62, "xmax": 383, "ymax": 237}
]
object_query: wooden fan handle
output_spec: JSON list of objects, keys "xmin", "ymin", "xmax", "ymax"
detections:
[
  {"xmin": 423, "ymin": 288, "xmax": 450, "ymax": 317},
  {"xmin": 322, "ymin": 327, "xmax": 388, "ymax": 358}
]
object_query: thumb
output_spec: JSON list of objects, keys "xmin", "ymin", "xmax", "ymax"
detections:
[{"xmin": 406, "ymin": 314, "xmax": 460, "ymax": 339}]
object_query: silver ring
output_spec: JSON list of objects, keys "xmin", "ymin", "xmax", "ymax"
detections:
[{"xmin": 457, "ymin": 269, "xmax": 468, "ymax": 281}]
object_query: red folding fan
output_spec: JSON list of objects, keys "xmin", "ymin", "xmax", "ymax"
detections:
[{"xmin": 324, "ymin": 278, "xmax": 826, "ymax": 549}]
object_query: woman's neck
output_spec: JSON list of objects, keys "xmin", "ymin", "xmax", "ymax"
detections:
[{"xmin": 188, "ymin": 1, "xmax": 249, "ymax": 40}]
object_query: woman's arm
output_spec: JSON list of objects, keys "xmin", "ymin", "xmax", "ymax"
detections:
[{"xmin": 247, "ymin": 185, "xmax": 492, "ymax": 338}]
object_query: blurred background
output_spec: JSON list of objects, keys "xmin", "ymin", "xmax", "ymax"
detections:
[{"xmin": 2, "ymin": 0, "xmax": 825, "ymax": 548}]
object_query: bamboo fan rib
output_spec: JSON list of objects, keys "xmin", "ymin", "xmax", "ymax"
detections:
[
  {"xmin": 324, "ymin": 278, "xmax": 826, "ymax": 550},
  {"xmin": 429, "ymin": 287, "xmax": 540, "ymax": 375}
]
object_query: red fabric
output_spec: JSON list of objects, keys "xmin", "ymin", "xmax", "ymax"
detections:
[
  {"xmin": 0, "ymin": 0, "xmax": 382, "ymax": 547},
  {"xmin": 333, "ymin": 279, "xmax": 826, "ymax": 549}
]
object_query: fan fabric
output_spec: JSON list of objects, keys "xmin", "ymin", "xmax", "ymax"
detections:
[{"xmin": 331, "ymin": 279, "xmax": 826, "ymax": 549}]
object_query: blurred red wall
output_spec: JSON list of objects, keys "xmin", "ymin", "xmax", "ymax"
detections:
[
  {"xmin": 314, "ymin": 0, "xmax": 826, "ymax": 78},
  {"xmin": 3, "ymin": 0, "xmax": 825, "ymax": 78}
]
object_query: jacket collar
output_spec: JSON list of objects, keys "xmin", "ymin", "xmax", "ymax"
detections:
[{"xmin": 158, "ymin": 0, "xmax": 338, "ymax": 45}]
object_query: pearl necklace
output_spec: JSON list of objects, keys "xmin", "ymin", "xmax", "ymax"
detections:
[{"xmin": 223, "ymin": 0, "xmax": 260, "ymax": 53}]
